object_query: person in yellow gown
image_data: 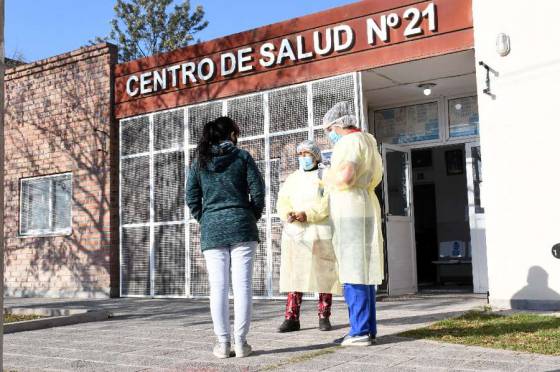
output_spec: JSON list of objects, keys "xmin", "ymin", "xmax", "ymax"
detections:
[
  {"xmin": 277, "ymin": 140, "xmax": 342, "ymax": 333},
  {"xmin": 322, "ymin": 101, "xmax": 384, "ymax": 347}
]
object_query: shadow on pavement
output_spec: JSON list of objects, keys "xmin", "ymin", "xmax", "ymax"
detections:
[{"xmin": 252, "ymin": 342, "xmax": 334, "ymax": 356}]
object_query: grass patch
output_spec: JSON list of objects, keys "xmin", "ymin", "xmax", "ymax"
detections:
[
  {"xmin": 4, "ymin": 313, "xmax": 44, "ymax": 323},
  {"xmin": 400, "ymin": 310, "xmax": 560, "ymax": 355}
]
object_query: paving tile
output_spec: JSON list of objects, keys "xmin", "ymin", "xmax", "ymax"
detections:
[
  {"xmin": 475, "ymin": 350, "xmax": 537, "ymax": 364},
  {"xmin": 3, "ymin": 295, "xmax": 526, "ymax": 372},
  {"xmin": 47, "ymin": 359, "xmax": 145, "ymax": 372},
  {"xmin": 165, "ymin": 360, "xmax": 250, "ymax": 371},
  {"xmin": 460, "ymin": 358, "xmax": 528, "ymax": 371},
  {"xmin": 531, "ymin": 354, "xmax": 560, "ymax": 365},
  {"xmin": 274, "ymin": 360, "xmax": 345, "ymax": 371},
  {"xmin": 324, "ymin": 363, "xmax": 430, "ymax": 372},
  {"xmin": 309, "ymin": 351, "xmax": 367, "ymax": 363},
  {"xmin": 4, "ymin": 353, "xmax": 66, "ymax": 369},
  {"xmin": 398, "ymin": 356, "xmax": 470, "ymax": 369},
  {"xmin": 514, "ymin": 363, "xmax": 560, "ymax": 372}
]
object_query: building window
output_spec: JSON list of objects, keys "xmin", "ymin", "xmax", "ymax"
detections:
[
  {"xmin": 374, "ymin": 101, "xmax": 439, "ymax": 144},
  {"xmin": 448, "ymin": 96, "xmax": 479, "ymax": 137},
  {"xmin": 20, "ymin": 173, "xmax": 72, "ymax": 236}
]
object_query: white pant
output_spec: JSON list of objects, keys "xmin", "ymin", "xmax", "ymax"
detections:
[{"xmin": 203, "ymin": 241, "xmax": 256, "ymax": 344}]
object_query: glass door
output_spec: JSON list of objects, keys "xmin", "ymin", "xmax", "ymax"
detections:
[{"xmin": 382, "ymin": 144, "xmax": 418, "ymax": 295}]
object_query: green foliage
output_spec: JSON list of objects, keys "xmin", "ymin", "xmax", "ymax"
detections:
[
  {"xmin": 93, "ymin": 0, "xmax": 208, "ymax": 62},
  {"xmin": 400, "ymin": 310, "xmax": 560, "ymax": 355},
  {"xmin": 4, "ymin": 313, "xmax": 44, "ymax": 323}
]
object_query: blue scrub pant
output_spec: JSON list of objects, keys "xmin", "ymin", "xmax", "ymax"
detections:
[{"xmin": 343, "ymin": 284, "xmax": 377, "ymax": 337}]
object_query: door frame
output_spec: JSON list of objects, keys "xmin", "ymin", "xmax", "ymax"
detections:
[
  {"xmin": 465, "ymin": 141, "xmax": 489, "ymax": 293},
  {"xmin": 382, "ymin": 143, "xmax": 418, "ymax": 295}
]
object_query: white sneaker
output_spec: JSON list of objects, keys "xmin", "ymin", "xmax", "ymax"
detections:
[
  {"xmin": 234, "ymin": 342, "xmax": 252, "ymax": 358},
  {"xmin": 213, "ymin": 342, "xmax": 231, "ymax": 358},
  {"xmin": 340, "ymin": 334, "xmax": 372, "ymax": 347}
]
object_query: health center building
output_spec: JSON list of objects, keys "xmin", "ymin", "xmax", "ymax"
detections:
[{"xmin": 4, "ymin": 0, "xmax": 560, "ymax": 310}]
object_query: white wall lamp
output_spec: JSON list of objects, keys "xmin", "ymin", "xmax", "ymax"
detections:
[
  {"xmin": 496, "ymin": 33, "xmax": 511, "ymax": 57},
  {"xmin": 418, "ymin": 83, "xmax": 436, "ymax": 96}
]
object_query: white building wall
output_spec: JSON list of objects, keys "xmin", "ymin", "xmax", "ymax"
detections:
[{"xmin": 473, "ymin": 0, "xmax": 560, "ymax": 309}]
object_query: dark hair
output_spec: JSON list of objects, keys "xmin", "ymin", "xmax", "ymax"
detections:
[{"xmin": 197, "ymin": 116, "xmax": 240, "ymax": 169}]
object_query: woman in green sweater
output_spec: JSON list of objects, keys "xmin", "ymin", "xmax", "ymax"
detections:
[{"xmin": 186, "ymin": 117, "xmax": 265, "ymax": 359}]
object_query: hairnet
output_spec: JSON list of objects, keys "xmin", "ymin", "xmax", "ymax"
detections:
[
  {"xmin": 322, "ymin": 101, "xmax": 358, "ymax": 129},
  {"xmin": 296, "ymin": 140, "xmax": 322, "ymax": 162}
]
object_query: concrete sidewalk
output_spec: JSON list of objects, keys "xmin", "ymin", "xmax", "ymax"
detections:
[{"xmin": 3, "ymin": 294, "xmax": 560, "ymax": 371}]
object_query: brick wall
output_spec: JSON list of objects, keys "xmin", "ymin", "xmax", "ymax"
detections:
[{"xmin": 4, "ymin": 43, "xmax": 119, "ymax": 298}]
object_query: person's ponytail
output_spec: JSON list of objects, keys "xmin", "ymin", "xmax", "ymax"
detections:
[{"xmin": 196, "ymin": 116, "xmax": 240, "ymax": 169}]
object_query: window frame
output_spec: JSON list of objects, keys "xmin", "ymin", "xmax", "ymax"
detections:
[
  {"xmin": 370, "ymin": 92, "xmax": 480, "ymax": 148},
  {"xmin": 19, "ymin": 172, "xmax": 73, "ymax": 237},
  {"xmin": 444, "ymin": 93, "xmax": 480, "ymax": 143},
  {"xmin": 372, "ymin": 97, "xmax": 444, "ymax": 146}
]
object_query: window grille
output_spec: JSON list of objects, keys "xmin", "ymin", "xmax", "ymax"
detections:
[
  {"xmin": 188, "ymin": 102, "xmax": 223, "ymax": 145},
  {"xmin": 154, "ymin": 224, "xmax": 185, "ymax": 296},
  {"xmin": 120, "ymin": 73, "xmax": 360, "ymax": 298},
  {"xmin": 20, "ymin": 173, "xmax": 72, "ymax": 236},
  {"xmin": 121, "ymin": 226, "xmax": 150, "ymax": 296},
  {"xmin": 122, "ymin": 157, "xmax": 150, "ymax": 225}
]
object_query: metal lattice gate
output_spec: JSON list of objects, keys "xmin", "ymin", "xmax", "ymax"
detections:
[{"xmin": 120, "ymin": 73, "xmax": 363, "ymax": 298}]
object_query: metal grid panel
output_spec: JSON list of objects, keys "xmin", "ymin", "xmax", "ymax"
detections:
[
  {"xmin": 121, "ymin": 116, "xmax": 150, "ymax": 155},
  {"xmin": 312, "ymin": 75, "xmax": 356, "ymax": 128},
  {"xmin": 188, "ymin": 148, "xmax": 197, "ymax": 167},
  {"xmin": 154, "ymin": 224, "xmax": 186, "ymax": 296},
  {"xmin": 252, "ymin": 159, "xmax": 268, "ymax": 216},
  {"xmin": 154, "ymin": 109, "xmax": 184, "ymax": 151},
  {"xmin": 253, "ymin": 220, "xmax": 268, "ymax": 296},
  {"xmin": 154, "ymin": 152, "xmax": 185, "ymax": 222},
  {"xmin": 187, "ymin": 148, "xmax": 198, "ymax": 224},
  {"xmin": 120, "ymin": 73, "xmax": 358, "ymax": 299},
  {"xmin": 269, "ymin": 131, "xmax": 309, "ymax": 213},
  {"xmin": 122, "ymin": 226, "xmax": 150, "ymax": 296},
  {"xmin": 313, "ymin": 129, "xmax": 332, "ymax": 153},
  {"xmin": 238, "ymin": 138, "xmax": 267, "ymax": 215},
  {"xmin": 188, "ymin": 222, "xmax": 209, "ymax": 296},
  {"xmin": 269, "ymin": 85, "xmax": 308, "ymax": 133},
  {"xmin": 270, "ymin": 217, "xmax": 283, "ymax": 296},
  {"xmin": 228, "ymin": 94, "xmax": 265, "ymax": 137},
  {"xmin": 122, "ymin": 156, "xmax": 150, "ymax": 224},
  {"xmin": 238, "ymin": 138, "xmax": 265, "ymax": 163},
  {"xmin": 188, "ymin": 102, "xmax": 223, "ymax": 145}
]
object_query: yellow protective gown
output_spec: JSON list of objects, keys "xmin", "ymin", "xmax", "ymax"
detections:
[
  {"xmin": 277, "ymin": 169, "xmax": 342, "ymax": 295},
  {"xmin": 326, "ymin": 131, "xmax": 384, "ymax": 285}
]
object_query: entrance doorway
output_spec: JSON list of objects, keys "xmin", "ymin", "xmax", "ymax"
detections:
[
  {"xmin": 411, "ymin": 145, "xmax": 473, "ymax": 290},
  {"xmin": 361, "ymin": 49, "xmax": 489, "ymax": 295}
]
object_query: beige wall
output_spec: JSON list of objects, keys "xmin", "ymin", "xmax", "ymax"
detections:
[{"xmin": 473, "ymin": 0, "xmax": 560, "ymax": 309}]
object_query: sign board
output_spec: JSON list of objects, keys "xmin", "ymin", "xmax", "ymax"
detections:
[
  {"xmin": 114, "ymin": 0, "xmax": 473, "ymax": 118},
  {"xmin": 125, "ymin": 3, "xmax": 438, "ymax": 97}
]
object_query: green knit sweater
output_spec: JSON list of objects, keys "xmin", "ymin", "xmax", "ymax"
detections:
[{"xmin": 186, "ymin": 146, "xmax": 265, "ymax": 251}]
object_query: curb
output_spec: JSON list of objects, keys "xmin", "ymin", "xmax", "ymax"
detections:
[{"xmin": 4, "ymin": 308, "xmax": 113, "ymax": 334}]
